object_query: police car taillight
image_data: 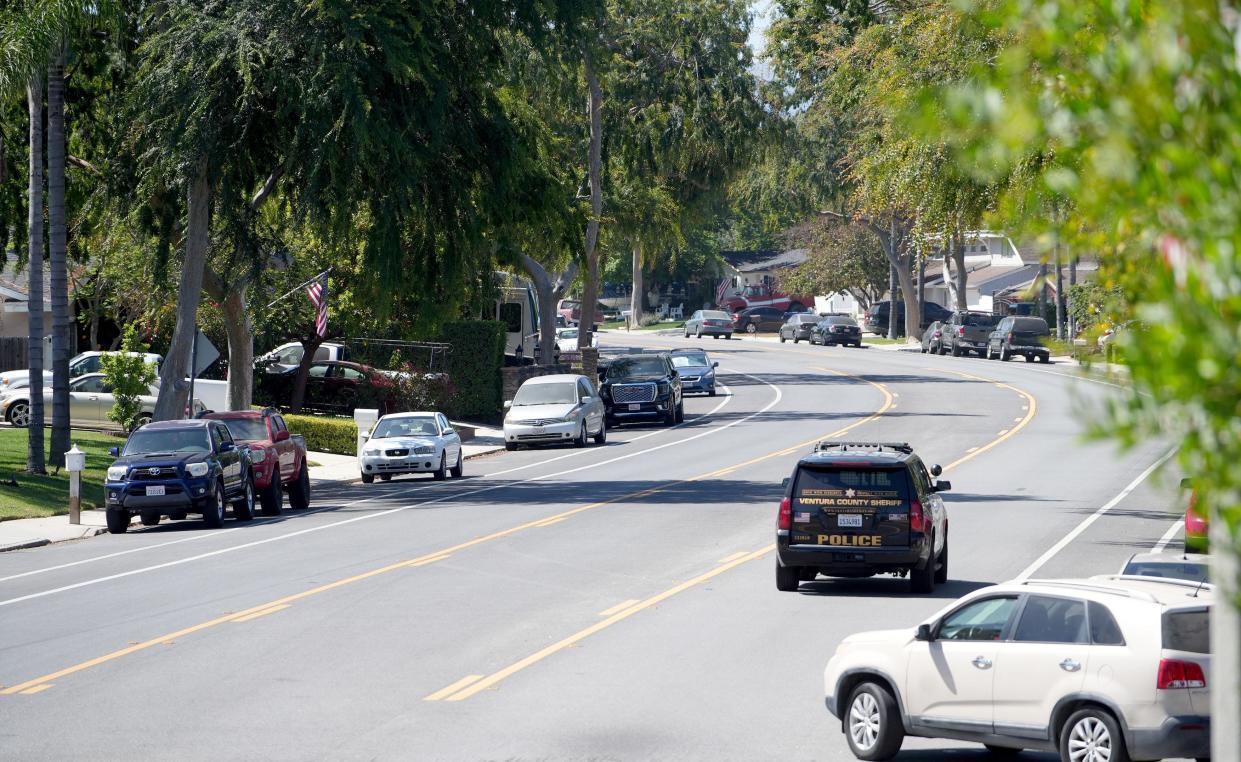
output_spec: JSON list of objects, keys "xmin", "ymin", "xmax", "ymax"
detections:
[
  {"xmin": 1157, "ymin": 659, "xmax": 1206, "ymax": 689},
  {"xmin": 910, "ymin": 500, "xmax": 926, "ymax": 533},
  {"xmin": 778, "ymin": 497, "xmax": 791, "ymax": 530}
]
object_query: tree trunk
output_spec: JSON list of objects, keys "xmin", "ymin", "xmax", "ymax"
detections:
[
  {"xmin": 1068, "ymin": 255, "xmax": 1078, "ymax": 338},
  {"xmin": 26, "ymin": 77, "xmax": 45, "ymax": 474},
  {"xmin": 154, "ymin": 158, "xmax": 211, "ymax": 421},
  {"xmin": 630, "ymin": 241, "xmax": 644, "ymax": 328},
  {"xmin": 1054, "ymin": 234, "xmax": 1065, "ymax": 339},
  {"xmin": 953, "ymin": 237, "xmax": 967, "ymax": 310},
  {"xmin": 289, "ymin": 334, "xmax": 324, "ymax": 414},
  {"xmin": 221, "ymin": 286, "xmax": 253, "ymax": 410},
  {"xmin": 578, "ymin": 49, "xmax": 603, "ymax": 350},
  {"xmin": 47, "ymin": 48, "xmax": 69, "ymax": 468},
  {"xmin": 896, "ymin": 255, "xmax": 920, "ymax": 342},
  {"xmin": 887, "ymin": 262, "xmax": 897, "ymax": 340},
  {"xmin": 916, "ymin": 249, "xmax": 927, "ymax": 317},
  {"xmin": 519, "ymin": 253, "xmax": 578, "ymax": 366},
  {"xmin": 1210, "ymin": 512, "xmax": 1240, "ymax": 762}
]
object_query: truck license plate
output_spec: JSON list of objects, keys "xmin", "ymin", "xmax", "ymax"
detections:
[
  {"xmin": 147, "ymin": 485, "xmax": 165, "ymax": 497},
  {"xmin": 837, "ymin": 514, "xmax": 863, "ymax": 527},
  {"xmin": 628, "ymin": 403, "xmax": 641, "ymax": 411}
]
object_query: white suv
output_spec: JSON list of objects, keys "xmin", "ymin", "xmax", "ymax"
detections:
[{"xmin": 824, "ymin": 577, "xmax": 1211, "ymax": 762}]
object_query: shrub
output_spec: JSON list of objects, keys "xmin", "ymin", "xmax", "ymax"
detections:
[
  {"xmin": 282, "ymin": 414, "xmax": 357, "ymax": 455},
  {"xmin": 357, "ymin": 368, "xmax": 456, "ymax": 414},
  {"xmin": 100, "ymin": 325, "xmax": 158, "ymax": 432},
  {"xmin": 439, "ymin": 321, "xmax": 504, "ymax": 419}
]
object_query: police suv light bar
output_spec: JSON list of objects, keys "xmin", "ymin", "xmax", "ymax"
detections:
[{"xmin": 814, "ymin": 441, "xmax": 913, "ymax": 454}]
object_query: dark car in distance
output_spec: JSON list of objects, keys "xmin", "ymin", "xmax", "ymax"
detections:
[
  {"xmin": 863, "ymin": 301, "xmax": 952, "ymax": 336},
  {"xmin": 104, "ymin": 420, "xmax": 255, "ymax": 534},
  {"xmin": 257, "ymin": 360, "xmax": 388, "ymax": 415},
  {"xmin": 810, "ymin": 316, "xmax": 863, "ymax": 347},
  {"xmin": 599, "ymin": 353, "xmax": 683, "ymax": 425},
  {"xmin": 779, "ymin": 313, "xmax": 822, "ymax": 343},
  {"xmin": 986, "ymin": 316, "xmax": 1051, "ymax": 362},
  {"xmin": 732, "ymin": 306, "xmax": 788, "ymax": 334},
  {"xmin": 776, "ymin": 441, "xmax": 950, "ymax": 594}
]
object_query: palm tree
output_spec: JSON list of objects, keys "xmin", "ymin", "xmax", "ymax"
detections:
[
  {"xmin": 47, "ymin": 45, "xmax": 69, "ymax": 467},
  {"xmin": 25, "ymin": 75, "xmax": 45, "ymax": 474}
]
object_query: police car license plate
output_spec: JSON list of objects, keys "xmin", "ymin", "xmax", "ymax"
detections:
[
  {"xmin": 837, "ymin": 514, "xmax": 863, "ymax": 528},
  {"xmin": 628, "ymin": 404, "xmax": 641, "ymax": 411},
  {"xmin": 147, "ymin": 485, "xmax": 165, "ymax": 497}
]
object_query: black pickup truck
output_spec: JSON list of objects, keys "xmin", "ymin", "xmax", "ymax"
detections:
[{"xmin": 104, "ymin": 419, "xmax": 255, "ymax": 533}]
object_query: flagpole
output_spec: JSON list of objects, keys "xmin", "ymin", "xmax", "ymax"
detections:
[{"xmin": 265, "ymin": 268, "xmax": 332, "ymax": 310}]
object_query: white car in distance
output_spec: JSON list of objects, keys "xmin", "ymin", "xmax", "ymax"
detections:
[
  {"xmin": 503, "ymin": 374, "xmax": 606, "ymax": 450},
  {"xmin": 358, "ymin": 412, "xmax": 462, "ymax": 483},
  {"xmin": 824, "ymin": 576, "xmax": 1211, "ymax": 762},
  {"xmin": 0, "ymin": 350, "xmax": 161, "ymax": 393}
]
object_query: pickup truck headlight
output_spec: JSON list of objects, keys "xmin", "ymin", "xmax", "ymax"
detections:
[
  {"xmin": 106, "ymin": 465, "xmax": 128, "ymax": 481},
  {"xmin": 249, "ymin": 447, "xmax": 266, "ymax": 463},
  {"xmin": 186, "ymin": 462, "xmax": 209, "ymax": 478},
  {"xmin": 413, "ymin": 445, "xmax": 436, "ymax": 455}
]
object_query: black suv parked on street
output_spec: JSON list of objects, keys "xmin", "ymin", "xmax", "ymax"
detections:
[
  {"xmin": 600, "ymin": 353, "xmax": 683, "ymax": 426},
  {"xmin": 776, "ymin": 441, "xmax": 950, "ymax": 594}
]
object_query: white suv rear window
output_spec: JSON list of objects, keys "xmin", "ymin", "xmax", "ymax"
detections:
[{"xmin": 1163, "ymin": 609, "xmax": 1210, "ymax": 654}]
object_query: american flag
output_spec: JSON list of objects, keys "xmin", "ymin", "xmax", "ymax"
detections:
[
  {"xmin": 306, "ymin": 271, "xmax": 329, "ymax": 338},
  {"xmin": 715, "ymin": 277, "xmax": 731, "ymax": 306}
]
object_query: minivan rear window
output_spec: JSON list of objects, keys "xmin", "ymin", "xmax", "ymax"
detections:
[{"xmin": 1163, "ymin": 609, "xmax": 1210, "ymax": 654}]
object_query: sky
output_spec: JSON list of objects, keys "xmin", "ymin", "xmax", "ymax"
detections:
[{"xmin": 748, "ymin": 0, "xmax": 775, "ymax": 78}]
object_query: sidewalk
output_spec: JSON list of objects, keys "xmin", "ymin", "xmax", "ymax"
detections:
[{"xmin": 0, "ymin": 422, "xmax": 508, "ymax": 552}]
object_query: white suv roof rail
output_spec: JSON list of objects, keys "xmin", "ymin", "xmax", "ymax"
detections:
[
  {"xmin": 1093, "ymin": 574, "xmax": 1214, "ymax": 591},
  {"xmin": 1018, "ymin": 578, "xmax": 1160, "ymax": 603}
]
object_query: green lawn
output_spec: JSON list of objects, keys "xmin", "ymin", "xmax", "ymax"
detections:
[
  {"xmin": 863, "ymin": 336, "xmax": 906, "ymax": 345},
  {"xmin": 0, "ymin": 428, "xmax": 123, "ymax": 521}
]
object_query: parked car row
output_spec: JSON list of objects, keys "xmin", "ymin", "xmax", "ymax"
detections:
[
  {"xmin": 921, "ymin": 312, "xmax": 1053, "ymax": 363},
  {"xmin": 1, "ymin": 372, "xmax": 207, "ymax": 431}
]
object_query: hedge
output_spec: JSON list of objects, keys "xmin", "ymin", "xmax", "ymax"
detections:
[
  {"xmin": 439, "ymin": 320, "xmax": 504, "ymax": 420},
  {"xmin": 282, "ymin": 414, "xmax": 357, "ymax": 456}
]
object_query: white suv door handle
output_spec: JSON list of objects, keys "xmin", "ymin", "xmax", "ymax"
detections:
[
  {"xmin": 972, "ymin": 656, "xmax": 992, "ymax": 670},
  {"xmin": 1059, "ymin": 658, "xmax": 1081, "ymax": 672}
]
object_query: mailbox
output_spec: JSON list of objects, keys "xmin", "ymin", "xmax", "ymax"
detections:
[
  {"xmin": 353, "ymin": 408, "xmax": 380, "ymax": 457},
  {"xmin": 65, "ymin": 444, "xmax": 86, "ymax": 472}
]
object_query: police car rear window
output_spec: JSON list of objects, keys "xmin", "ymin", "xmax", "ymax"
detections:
[{"xmin": 792, "ymin": 467, "xmax": 909, "ymax": 509}]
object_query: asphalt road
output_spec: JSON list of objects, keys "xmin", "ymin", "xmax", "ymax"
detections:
[{"xmin": 0, "ymin": 334, "xmax": 1188, "ymax": 761}]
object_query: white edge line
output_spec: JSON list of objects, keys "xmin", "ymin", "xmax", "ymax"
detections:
[
  {"xmin": 0, "ymin": 378, "xmax": 738, "ymax": 586},
  {"xmin": 1152, "ymin": 518, "xmax": 1184, "ymax": 554},
  {"xmin": 0, "ymin": 374, "xmax": 782, "ymax": 608},
  {"xmin": 1015, "ymin": 448, "xmax": 1176, "ymax": 581}
]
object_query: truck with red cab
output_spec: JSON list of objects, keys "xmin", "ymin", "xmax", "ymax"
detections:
[
  {"xmin": 202, "ymin": 408, "xmax": 311, "ymax": 514},
  {"xmin": 718, "ymin": 283, "xmax": 813, "ymax": 314}
]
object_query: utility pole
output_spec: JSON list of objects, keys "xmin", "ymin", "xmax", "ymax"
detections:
[
  {"xmin": 1054, "ymin": 234, "xmax": 1065, "ymax": 340},
  {"xmin": 1067, "ymin": 256, "xmax": 1078, "ymax": 339}
]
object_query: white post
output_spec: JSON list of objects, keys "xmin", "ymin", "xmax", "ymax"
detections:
[{"xmin": 65, "ymin": 443, "xmax": 85, "ymax": 525}]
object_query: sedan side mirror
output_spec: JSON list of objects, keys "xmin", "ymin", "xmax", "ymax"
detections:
[
  {"xmin": 930, "ymin": 464, "xmax": 942, "ymax": 477},
  {"xmin": 934, "ymin": 480, "xmax": 952, "ymax": 492},
  {"xmin": 109, "ymin": 446, "xmax": 120, "ymax": 457},
  {"xmin": 781, "ymin": 477, "xmax": 790, "ymax": 490},
  {"xmin": 360, "ymin": 431, "xmax": 370, "ymax": 441},
  {"xmin": 915, "ymin": 623, "xmax": 935, "ymax": 642},
  {"xmin": 503, "ymin": 400, "xmax": 512, "ymax": 410},
  {"xmin": 713, "ymin": 361, "xmax": 719, "ymax": 368}
]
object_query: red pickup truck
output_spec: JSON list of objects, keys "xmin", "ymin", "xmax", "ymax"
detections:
[{"xmin": 203, "ymin": 409, "xmax": 310, "ymax": 514}]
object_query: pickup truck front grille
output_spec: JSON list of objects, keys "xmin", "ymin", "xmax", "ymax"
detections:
[
  {"xmin": 131, "ymin": 467, "xmax": 181, "ymax": 480},
  {"xmin": 611, "ymin": 383, "xmax": 657, "ymax": 404}
]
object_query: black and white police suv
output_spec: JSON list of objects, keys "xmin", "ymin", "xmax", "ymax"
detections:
[{"xmin": 776, "ymin": 442, "xmax": 951, "ymax": 594}]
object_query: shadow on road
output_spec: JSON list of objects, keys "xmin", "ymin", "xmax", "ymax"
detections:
[{"xmin": 796, "ymin": 577, "xmax": 994, "ymax": 600}]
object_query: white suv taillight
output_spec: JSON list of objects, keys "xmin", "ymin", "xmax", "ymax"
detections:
[{"xmin": 1157, "ymin": 659, "xmax": 1206, "ymax": 689}]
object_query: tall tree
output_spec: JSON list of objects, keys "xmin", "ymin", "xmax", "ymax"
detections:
[
  {"xmin": 25, "ymin": 75, "xmax": 44, "ymax": 473},
  {"xmin": 46, "ymin": 45, "xmax": 69, "ymax": 465}
]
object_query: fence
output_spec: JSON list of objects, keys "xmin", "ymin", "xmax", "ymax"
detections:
[{"xmin": 0, "ymin": 338, "xmax": 27, "ymax": 372}]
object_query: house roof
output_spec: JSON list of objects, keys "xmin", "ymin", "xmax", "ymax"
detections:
[{"xmin": 720, "ymin": 249, "xmax": 808, "ymax": 273}]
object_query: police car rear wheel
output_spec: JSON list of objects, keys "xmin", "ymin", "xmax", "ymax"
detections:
[
  {"xmin": 910, "ymin": 541, "xmax": 936, "ymax": 594},
  {"xmin": 776, "ymin": 561, "xmax": 800, "ymax": 592},
  {"xmin": 846, "ymin": 682, "xmax": 904, "ymax": 761},
  {"xmin": 934, "ymin": 538, "xmax": 949, "ymax": 584}
]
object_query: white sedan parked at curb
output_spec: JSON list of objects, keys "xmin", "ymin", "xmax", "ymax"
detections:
[
  {"xmin": 358, "ymin": 411, "xmax": 462, "ymax": 483},
  {"xmin": 504, "ymin": 374, "xmax": 606, "ymax": 450}
]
